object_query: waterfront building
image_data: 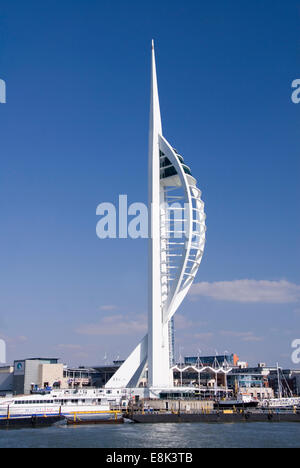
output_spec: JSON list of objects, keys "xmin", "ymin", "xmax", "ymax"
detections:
[
  {"xmin": 106, "ymin": 42, "xmax": 206, "ymax": 391},
  {"xmin": 0, "ymin": 366, "xmax": 14, "ymax": 395},
  {"xmin": 13, "ymin": 358, "xmax": 65, "ymax": 395},
  {"xmin": 171, "ymin": 357, "xmax": 278, "ymax": 400},
  {"xmin": 268, "ymin": 368, "xmax": 300, "ymax": 397},
  {"xmin": 63, "ymin": 366, "xmax": 99, "ymax": 388},
  {"xmin": 227, "ymin": 371, "xmax": 273, "ymax": 399},
  {"xmin": 85, "ymin": 362, "xmax": 125, "ymax": 388},
  {"xmin": 184, "ymin": 354, "xmax": 239, "ymax": 368}
]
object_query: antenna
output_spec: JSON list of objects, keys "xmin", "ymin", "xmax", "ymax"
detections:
[{"xmin": 277, "ymin": 363, "xmax": 282, "ymax": 399}]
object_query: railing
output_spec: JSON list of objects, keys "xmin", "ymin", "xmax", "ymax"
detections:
[
  {"xmin": 0, "ymin": 407, "xmax": 122, "ymax": 422},
  {"xmin": 66, "ymin": 410, "xmax": 122, "ymax": 423}
]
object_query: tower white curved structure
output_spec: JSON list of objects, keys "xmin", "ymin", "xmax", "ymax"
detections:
[{"xmin": 106, "ymin": 42, "xmax": 206, "ymax": 390}]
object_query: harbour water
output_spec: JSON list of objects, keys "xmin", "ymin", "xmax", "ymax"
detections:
[{"xmin": 0, "ymin": 422, "xmax": 299, "ymax": 448}]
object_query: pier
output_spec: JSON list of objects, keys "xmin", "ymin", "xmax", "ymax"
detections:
[{"xmin": 125, "ymin": 409, "xmax": 300, "ymax": 424}]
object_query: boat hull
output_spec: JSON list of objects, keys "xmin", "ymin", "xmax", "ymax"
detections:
[
  {"xmin": 215, "ymin": 402, "xmax": 259, "ymax": 409},
  {"xmin": 0, "ymin": 415, "xmax": 64, "ymax": 428},
  {"xmin": 66, "ymin": 416, "xmax": 124, "ymax": 425}
]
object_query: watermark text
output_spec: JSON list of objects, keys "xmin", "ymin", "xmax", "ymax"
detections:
[
  {"xmin": 0, "ymin": 79, "xmax": 6, "ymax": 103},
  {"xmin": 291, "ymin": 79, "xmax": 300, "ymax": 104},
  {"xmin": 0, "ymin": 339, "xmax": 6, "ymax": 364},
  {"xmin": 292, "ymin": 339, "xmax": 300, "ymax": 365},
  {"xmin": 96, "ymin": 195, "xmax": 205, "ymax": 240}
]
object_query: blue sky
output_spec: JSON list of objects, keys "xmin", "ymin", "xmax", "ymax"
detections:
[{"xmin": 0, "ymin": 0, "xmax": 299, "ymax": 368}]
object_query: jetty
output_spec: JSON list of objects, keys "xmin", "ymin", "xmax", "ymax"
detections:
[{"xmin": 125, "ymin": 410, "xmax": 300, "ymax": 424}]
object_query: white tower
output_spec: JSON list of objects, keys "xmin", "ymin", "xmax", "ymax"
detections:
[{"xmin": 106, "ymin": 42, "xmax": 206, "ymax": 390}]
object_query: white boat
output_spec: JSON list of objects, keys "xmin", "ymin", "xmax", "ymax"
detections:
[
  {"xmin": 0, "ymin": 388, "xmax": 124, "ymax": 422},
  {"xmin": 260, "ymin": 397, "xmax": 300, "ymax": 409}
]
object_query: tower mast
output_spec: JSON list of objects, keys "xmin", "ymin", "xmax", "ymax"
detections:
[
  {"xmin": 105, "ymin": 42, "xmax": 206, "ymax": 392},
  {"xmin": 148, "ymin": 40, "xmax": 168, "ymax": 387}
]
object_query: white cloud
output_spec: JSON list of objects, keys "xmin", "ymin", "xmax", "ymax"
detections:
[
  {"xmin": 56, "ymin": 344, "xmax": 88, "ymax": 359},
  {"xmin": 76, "ymin": 314, "xmax": 147, "ymax": 337},
  {"xmin": 219, "ymin": 331, "xmax": 263, "ymax": 342},
  {"xmin": 175, "ymin": 314, "xmax": 206, "ymax": 330},
  {"xmin": 190, "ymin": 280, "xmax": 300, "ymax": 304},
  {"xmin": 193, "ymin": 332, "xmax": 214, "ymax": 341},
  {"xmin": 100, "ymin": 305, "xmax": 118, "ymax": 311},
  {"xmin": 57, "ymin": 344, "xmax": 83, "ymax": 351},
  {"xmin": 0, "ymin": 335, "xmax": 28, "ymax": 347}
]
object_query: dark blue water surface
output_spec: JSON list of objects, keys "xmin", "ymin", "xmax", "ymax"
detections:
[{"xmin": 0, "ymin": 422, "xmax": 299, "ymax": 448}]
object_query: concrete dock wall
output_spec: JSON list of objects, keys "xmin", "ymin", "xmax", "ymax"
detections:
[{"xmin": 127, "ymin": 412, "xmax": 300, "ymax": 424}]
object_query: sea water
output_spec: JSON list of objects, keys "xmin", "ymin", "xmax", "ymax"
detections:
[{"xmin": 0, "ymin": 422, "xmax": 299, "ymax": 448}]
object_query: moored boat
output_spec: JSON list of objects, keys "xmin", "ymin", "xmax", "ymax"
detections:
[
  {"xmin": 0, "ymin": 388, "xmax": 122, "ymax": 423},
  {"xmin": 260, "ymin": 397, "xmax": 300, "ymax": 409},
  {"xmin": 215, "ymin": 393, "xmax": 259, "ymax": 409}
]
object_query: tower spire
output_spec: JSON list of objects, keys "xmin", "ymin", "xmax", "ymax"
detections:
[
  {"xmin": 148, "ymin": 39, "xmax": 164, "ymax": 388},
  {"xmin": 150, "ymin": 40, "xmax": 162, "ymax": 137}
]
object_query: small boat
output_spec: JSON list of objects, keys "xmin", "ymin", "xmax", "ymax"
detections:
[{"xmin": 215, "ymin": 393, "xmax": 259, "ymax": 409}]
